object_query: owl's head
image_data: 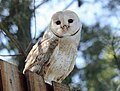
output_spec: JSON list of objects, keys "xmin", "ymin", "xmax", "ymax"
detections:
[{"xmin": 50, "ymin": 10, "xmax": 82, "ymax": 38}]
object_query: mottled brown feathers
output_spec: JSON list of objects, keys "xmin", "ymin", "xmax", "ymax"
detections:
[{"xmin": 23, "ymin": 38, "xmax": 58, "ymax": 74}]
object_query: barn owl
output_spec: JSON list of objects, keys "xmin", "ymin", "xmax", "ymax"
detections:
[{"xmin": 23, "ymin": 10, "xmax": 82, "ymax": 84}]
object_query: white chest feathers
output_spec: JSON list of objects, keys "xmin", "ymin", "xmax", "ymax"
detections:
[{"xmin": 44, "ymin": 39, "xmax": 77, "ymax": 84}]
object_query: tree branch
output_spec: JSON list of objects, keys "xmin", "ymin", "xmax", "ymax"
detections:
[
  {"xmin": 0, "ymin": 24, "xmax": 26, "ymax": 57},
  {"xmin": 35, "ymin": 0, "xmax": 47, "ymax": 10},
  {"xmin": 0, "ymin": 53, "xmax": 23, "ymax": 56},
  {"xmin": 111, "ymin": 36, "xmax": 120, "ymax": 70},
  {"xmin": 33, "ymin": 0, "xmax": 37, "ymax": 39},
  {"xmin": 63, "ymin": 0, "xmax": 75, "ymax": 10},
  {"xmin": 32, "ymin": 0, "xmax": 48, "ymax": 13}
]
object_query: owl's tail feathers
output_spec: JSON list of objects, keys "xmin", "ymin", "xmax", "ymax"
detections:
[
  {"xmin": 23, "ymin": 68, "xmax": 28, "ymax": 74},
  {"xmin": 45, "ymin": 80, "xmax": 52, "ymax": 85},
  {"xmin": 23, "ymin": 63, "xmax": 32, "ymax": 74}
]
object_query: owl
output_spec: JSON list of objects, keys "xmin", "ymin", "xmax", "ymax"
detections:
[{"xmin": 23, "ymin": 10, "xmax": 82, "ymax": 84}]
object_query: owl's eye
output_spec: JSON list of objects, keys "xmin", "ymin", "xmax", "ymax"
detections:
[
  {"xmin": 68, "ymin": 19, "xmax": 73, "ymax": 23},
  {"xmin": 56, "ymin": 20, "xmax": 61, "ymax": 25}
]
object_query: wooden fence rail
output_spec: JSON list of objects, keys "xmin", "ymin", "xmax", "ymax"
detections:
[{"xmin": 0, "ymin": 59, "xmax": 71, "ymax": 91}]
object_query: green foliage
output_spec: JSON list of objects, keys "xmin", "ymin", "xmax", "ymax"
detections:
[{"xmin": 80, "ymin": 24, "xmax": 120, "ymax": 90}]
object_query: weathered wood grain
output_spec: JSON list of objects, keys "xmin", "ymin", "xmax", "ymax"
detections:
[
  {"xmin": 0, "ymin": 59, "xmax": 27, "ymax": 91},
  {"xmin": 25, "ymin": 71, "xmax": 47, "ymax": 91},
  {"xmin": 52, "ymin": 81, "xmax": 70, "ymax": 91},
  {"xmin": 0, "ymin": 59, "xmax": 72, "ymax": 91}
]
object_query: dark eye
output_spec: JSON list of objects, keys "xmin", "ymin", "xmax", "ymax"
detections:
[
  {"xmin": 56, "ymin": 20, "xmax": 61, "ymax": 25},
  {"xmin": 68, "ymin": 19, "xmax": 74, "ymax": 23}
]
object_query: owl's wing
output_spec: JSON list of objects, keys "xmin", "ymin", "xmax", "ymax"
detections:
[{"xmin": 23, "ymin": 32, "xmax": 58, "ymax": 74}]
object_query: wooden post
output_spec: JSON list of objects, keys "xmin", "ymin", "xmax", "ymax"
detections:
[
  {"xmin": 52, "ymin": 81, "xmax": 70, "ymax": 91},
  {"xmin": 0, "ymin": 59, "xmax": 72, "ymax": 91},
  {"xmin": 25, "ymin": 71, "xmax": 47, "ymax": 91},
  {"xmin": 0, "ymin": 59, "xmax": 27, "ymax": 91}
]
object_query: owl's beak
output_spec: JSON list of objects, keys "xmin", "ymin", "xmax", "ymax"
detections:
[{"xmin": 61, "ymin": 25, "xmax": 69, "ymax": 31}]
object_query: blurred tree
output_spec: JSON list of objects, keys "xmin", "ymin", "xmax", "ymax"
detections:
[
  {"xmin": 0, "ymin": 0, "xmax": 49, "ymax": 71},
  {"xmin": 0, "ymin": 0, "xmax": 120, "ymax": 91},
  {"xmin": 0, "ymin": 0, "xmax": 31, "ymax": 71},
  {"xmin": 77, "ymin": 0, "xmax": 120, "ymax": 90},
  {"xmin": 81, "ymin": 24, "xmax": 119, "ymax": 91}
]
